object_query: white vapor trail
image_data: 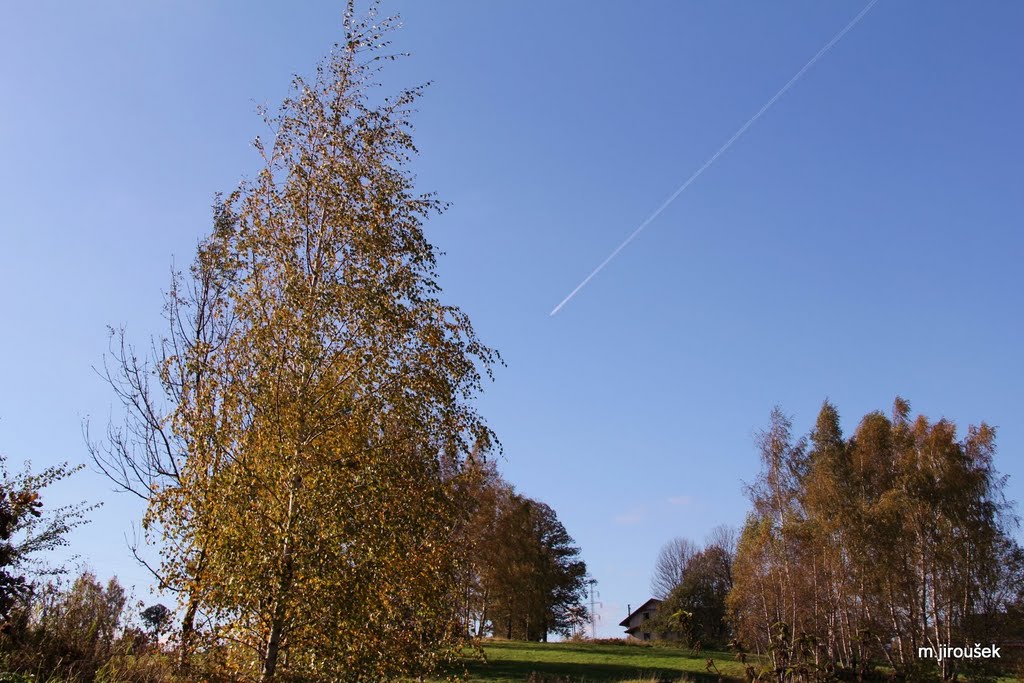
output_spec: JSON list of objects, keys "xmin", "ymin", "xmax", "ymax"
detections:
[{"xmin": 549, "ymin": 0, "xmax": 879, "ymax": 317}]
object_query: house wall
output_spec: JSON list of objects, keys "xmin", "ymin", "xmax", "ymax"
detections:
[{"xmin": 625, "ymin": 605, "xmax": 658, "ymax": 641}]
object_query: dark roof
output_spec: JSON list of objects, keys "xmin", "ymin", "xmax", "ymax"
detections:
[{"xmin": 618, "ymin": 598, "xmax": 662, "ymax": 627}]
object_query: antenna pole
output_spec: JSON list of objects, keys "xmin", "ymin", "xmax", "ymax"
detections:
[{"xmin": 588, "ymin": 578, "xmax": 600, "ymax": 639}]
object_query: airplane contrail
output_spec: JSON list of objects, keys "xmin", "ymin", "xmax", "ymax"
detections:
[{"xmin": 549, "ymin": 0, "xmax": 880, "ymax": 317}]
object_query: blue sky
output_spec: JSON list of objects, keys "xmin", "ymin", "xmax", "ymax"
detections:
[{"xmin": 1, "ymin": 1, "xmax": 1022, "ymax": 636}]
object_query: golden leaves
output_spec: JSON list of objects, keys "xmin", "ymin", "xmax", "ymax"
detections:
[{"xmin": 134, "ymin": 5, "xmax": 499, "ymax": 681}]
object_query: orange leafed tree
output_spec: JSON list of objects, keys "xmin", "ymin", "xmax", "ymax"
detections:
[
  {"xmin": 93, "ymin": 4, "xmax": 498, "ymax": 681},
  {"xmin": 728, "ymin": 399, "xmax": 1023, "ymax": 682}
]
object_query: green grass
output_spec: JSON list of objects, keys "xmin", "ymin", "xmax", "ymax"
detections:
[{"xmin": 450, "ymin": 640, "xmax": 748, "ymax": 683}]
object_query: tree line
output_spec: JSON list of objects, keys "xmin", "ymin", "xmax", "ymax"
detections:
[{"xmin": 650, "ymin": 400, "xmax": 1023, "ymax": 682}]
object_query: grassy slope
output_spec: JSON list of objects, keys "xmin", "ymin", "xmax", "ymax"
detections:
[
  {"xmin": 448, "ymin": 641, "xmax": 1023, "ymax": 683},
  {"xmin": 454, "ymin": 640, "xmax": 748, "ymax": 683}
]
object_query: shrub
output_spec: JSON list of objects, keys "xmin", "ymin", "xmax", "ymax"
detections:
[{"xmin": 0, "ymin": 571, "xmax": 155, "ymax": 683}]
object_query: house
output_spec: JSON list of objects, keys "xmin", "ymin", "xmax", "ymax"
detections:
[{"xmin": 619, "ymin": 598, "xmax": 669, "ymax": 641}]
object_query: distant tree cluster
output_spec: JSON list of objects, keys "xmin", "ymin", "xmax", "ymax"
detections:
[
  {"xmin": 458, "ymin": 459, "xmax": 589, "ymax": 641},
  {"xmin": 727, "ymin": 400, "xmax": 1024, "ymax": 682},
  {"xmin": 651, "ymin": 527, "xmax": 735, "ymax": 648},
  {"xmin": 649, "ymin": 400, "xmax": 1022, "ymax": 681}
]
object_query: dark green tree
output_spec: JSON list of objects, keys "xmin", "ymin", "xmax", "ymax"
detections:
[{"xmin": 140, "ymin": 603, "xmax": 172, "ymax": 638}]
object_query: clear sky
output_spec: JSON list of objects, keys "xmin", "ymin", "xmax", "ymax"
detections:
[{"xmin": 2, "ymin": 2, "xmax": 1022, "ymax": 636}]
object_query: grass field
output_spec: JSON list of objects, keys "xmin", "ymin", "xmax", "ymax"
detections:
[
  {"xmin": 453, "ymin": 640, "xmax": 747, "ymax": 682},
  {"xmin": 449, "ymin": 641, "xmax": 1023, "ymax": 683}
]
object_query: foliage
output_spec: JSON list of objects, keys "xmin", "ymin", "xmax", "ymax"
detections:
[
  {"xmin": 656, "ymin": 545, "xmax": 732, "ymax": 648},
  {"xmin": 459, "ymin": 462, "xmax": 590, "ymax": 642},
  {"xmin": 141, "ymin": 604, "xmax": 172, "ymax": 638},
  {"xmin": 489, "ymin": 498, "xmax": 590, "ymax": 641},
  {"xmin": 0, "ymin": 571, "xmax": 159, "ymax": 683},
  {"xmin": 727, "ymin": 399, "xmax": 1023, "ymax": 682},
  {"xmin": 0, "ymin": 454, "xmax": 94, "ymax": 626},
  {"xmin": 93, "ymin": 3, "xmax": 498, "ymax": 681},
  {"xmin": 649, "ymin": 527, "xmax": 736, "ymax": 647}
]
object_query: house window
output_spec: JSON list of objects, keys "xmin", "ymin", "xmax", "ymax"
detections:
[
  {"xmin": 643, "ymin": 612, "xmax": 650, "ymax": 620},
  {"xmin": 643, "ymin": 632, "xmax": 651, "ymax": 641}
]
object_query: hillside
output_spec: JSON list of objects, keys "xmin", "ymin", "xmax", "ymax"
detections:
[{"xmin": 456, "ymin": 640, "xmax": 747, "ymax": 682}]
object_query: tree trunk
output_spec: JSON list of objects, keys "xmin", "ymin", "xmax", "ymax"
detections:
[
  {"xmin": 178, "ymin": 548, "xmax": 207, "ymax": 672},
  {"xmin": 179, "ymin": 595, "xmax": 199, "ymax": 671},
  {"xmin": 262, "ymin": 473, "xmax": 300, "ymax": 683}
]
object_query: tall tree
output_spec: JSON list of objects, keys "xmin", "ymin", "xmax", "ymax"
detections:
[
  {"xmin": 527, "ymin": 500, "xmax": 590, "ymax": 640},
  {"xmin": 454, "ymin": 454, "xmax": 512, "ymax": 638},
  {"xmin": 96, "ymin": 5, "xmax": 498, "ymax": 681}
]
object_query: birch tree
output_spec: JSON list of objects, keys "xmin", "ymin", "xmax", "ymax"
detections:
[
  {"xmin": 728, "ymin": 399, "xmax": 1022, "ymax": 682},
  {"xmin": 94, "ymin": 5, "xmax": 498, "ymax": 681}
]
